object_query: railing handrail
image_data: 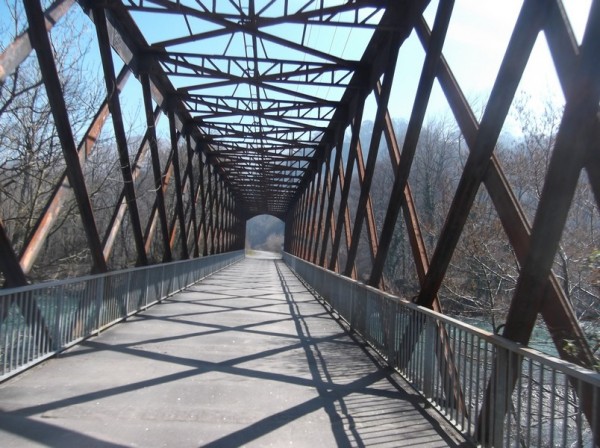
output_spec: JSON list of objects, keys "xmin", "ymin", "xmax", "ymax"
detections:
[
  {"xmin": 283, "ymin": 252, "xmax": 600, "ymax": 447},
  {"xmin": 1, "ymin": 250, "xmax": 245, "ymax": 382},
  {"xmin": 0, "ymin": 251, "xmax": 242, "ymax": 297},
  {"xmin": 283, "ymin": 252, "xmax": 600, "ymax": 385}
]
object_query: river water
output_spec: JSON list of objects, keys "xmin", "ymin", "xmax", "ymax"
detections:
[{"xmin": 455, "ymin": 316, "xmax": 599, "ymax": 359}]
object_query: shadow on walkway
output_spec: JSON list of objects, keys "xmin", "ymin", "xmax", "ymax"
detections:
[{"xmin": 0, "ymin": 258, "xmax": 468, "ymax": 447}]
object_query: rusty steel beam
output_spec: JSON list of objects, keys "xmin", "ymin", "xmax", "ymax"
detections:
[
  {"xmin": 291, "ymin": 200, "xmax": 302, "ymax": 256},
  {"xmin": 328, "ymin": 96, "xmax": 366, "ymax": 271},
  {"xmin": 353, "ymin": 140, "xmax": 381, "ymax": 281},
  {"xmin": 0, "ymin": 0, "xmax": 75, "ymax": 85},
  {"xmin": 290, "ymin": 192, "xmax": 301, "ymax": 255},
  {"xmin": 165, "ymin": 132, "xmax": 198, "ymax": 258},
  {"xmin": 293, "ymin": 189, "xmax": 308, "ymax": 256},
  {"xmin": 210, "ymin": 172, "xmax": 220, "ymax": 254},
  {"xmin": 343, "ymin": 15, "xmax": 406, "ymax": 278},
  {"xmin": 206, "ymin": 165, "xmax": 215, "ymax": 255},
  {"xmin": 319, "ymin": 132, "xmax": 345, "ymax": 267},
  {"xmin": 144, "ymin": 147, "xmax": 174, "ymax": 259},
  {"xmin": 302, "ymin": 180, "xmax": 317, "ymax": 260},
  {"xmin": 544, "ymin": 1, "xmax": 600, "ymax": 214},
  {"xmin": 306, "ymin": 180, "xmax": 318, "ymax": 259},
  {"xmin": 197, "ymin": 155, "xmax": 209, "ymax": 256},
  {"xmin": 491, "ymin": 4, "xmax": 600, "ymax": 443},
  {"xmin": 102, "ymin": 106, "xmax": 162, "ymax": 261},
  {"xmin": 369, "ymin": 0, "xmax": 453, "ymax": 287},
  {"xmin": 416, "ymin": 0, "xmax": 547, "ymax": 307},
  {"xmin": 332, "ymin": 151, "xmax": 359, "ymax": 280},
  {"xmin": 82, "ymin": 1, "xmax": 242, "ymax": 225},
  {"xmin": 141, "ymin": 73, "xmax": 172, "ymax": 262},
  {"xmin": 214, "ymin": 175, "xmax": 224, "ymax": 254},
  {"xmin": 17, "ymin": 66, "xmax": 131, "ymax": 274},
  {"xmin": 311, "ymin": 151, "xmax": 330, "ymax": 263},
  {"xmin": 168, "ymin": 109, "xmax": 189, "ymax": 259},
  {"xmin": 223, "ymin": 192, "xmax": 231, "ymax": 252},
  {"xmin": 368, "ymin": 2, "xmax": 466, "ymax": 416},
  {"xmin": 24, "ymin": 0, "xmax": 107, "ymax": 274},
  {"xmin": 186, "ymin": 134, "xmax": 200, "ymax": 258},
  {"xmin": 225, "ymin": 187, "xmax": 232, "ymax": 252},
  {"xmin": 93, "ymin": 6, "xmax": 148, "ymax": 266},
  {"xmin": 218, "ymin": 174, "xmax": 227, "ymax": 254},
  {"xmin": 303, "ymin": 172, "xmax": 318, "ymax": 261},
  {"xmin": 415, "ymin": 9, "xmax": 596, "ymax": 367}
]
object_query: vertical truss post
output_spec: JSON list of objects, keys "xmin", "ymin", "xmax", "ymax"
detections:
[
  {"xmin": 287, "ymin": 209, "xmax": 296, "ymax": 254},
  {"xmin": 197, "ymin": 155, "xmax": 209, "ymax": 256},
  {"xmin": 237, "ymin": 206, "xmax": 245, "ymax": 251},
  {"xmin": 168, "ymin": 109, "xmax": 189, "ymax": 259},
  {"xmin": 23, "ymin": 0, "xmax": 107, "ymax": 273},
  {"xmin": 206, "ymin": 167, "xmax": 215, "ymax": 254},
  {"xmin": 302, "ymin": 184, "xmax": 314, "ymax": 258},
  {"xmin": 288, "ymin": 204, "xmax": 298, "ymax": 255},
  {"xmin": 329, "ymin": 94, "xmax": 366, "ymax": 272},
  {"xmin": 298, "ymin": 179, "xmax": 311, "ymax": 259},
  {"xmin": 294, "ymin": 199, "xmax": 303, "ymax": 256},
  {"xmin": 306, "ymin": 162, "xmax": 323, "ymax": 261},
  {"xmin": 294, "ymin": 190, "xmax": 307, "ymax": 256},
  {"xmin": 344, "ymin": 32, "xmax": 402, "ymax": 277},
  {"xmin": 212, "ymin": 175, "xmax": 220, "ymax": 254},
  {"xmin": 185, "ymin": 134, "xmax": 200, "ymax": 257},
  {"xmin": 223, "ymin": 191, "xmax": 231, "ymax": 251},
  {"xmin": 352, "ymin": 141, "xmax": 381, "ymax": 281},
  {"xmin": 230, "ymin": 201, "xmax": 237, "ymax": 252},
  {"xmin": 311, "ymin": 151, "xmax": 330, "ymax": 263},
  {"xmin": 144, "ymin": 148, "xmax": 174, "ymax": 260},
  {"xmin": 222, "ymin": 182, "xmax": 229, "ymax": 253},
  {"xmin": 216, "ymin": 174, "xmax": 225, "ymax": 253},
  {"xmin": 319, "ymin": 131, "xmax": 345, "ymax": 267},
  {"xmin": 93, "ymin": 6, "xmax": 147, "ymax": 266},
  {"xmin": 301, "ymin": 179, "xmax": 317, "ymax": 260},
  {"xmin": 140, "ymin": 73, "xmax": 172, "ymax": 261}
]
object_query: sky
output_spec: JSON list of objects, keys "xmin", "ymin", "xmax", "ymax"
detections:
[
  {"xmin": 387, "ymin": 0, "xmax": 593, "ymax": 124},
  {"xmin": 0, "ymin": 0, "xmax": 594, "ymax": 137}
]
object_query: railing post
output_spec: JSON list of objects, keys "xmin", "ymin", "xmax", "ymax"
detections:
[
  {"xmin": 160, "ymin": 264, "xmax": 165, "ymax": 300},
  {"xmin": 53, "ymin": 287, "xmax": 63, "ymax": 351},
  {"xmin": 145, "ymin": 269, "xmax": 150, "ymax": 307},
  {"xmin": 95, "ymin": 277, "xmax": 105, "ymax": 332},
  {"xmin": 125, "ymin": 272, "xmax": 131, "ymax": 316},
  {"xmin": 478, "ymin": 347, "xmax": 520, "ymax": 447},
  {"xmin": 423, "ymin": 317, "xmax": 436, "ymax": 399}
]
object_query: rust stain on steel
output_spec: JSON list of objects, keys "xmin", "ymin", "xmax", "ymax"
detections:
[
  {"xmin": 19, "ymin": 67, "xmax": 131, "ymax": 274},
  {"xmin": 0, "ymin": 0, "xmax": 75, "ymax": 84}
]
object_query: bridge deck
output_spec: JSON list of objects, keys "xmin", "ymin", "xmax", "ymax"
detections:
[{"xmin": 0, "ymin": 257, "xmax": 468, "ymax": 447}]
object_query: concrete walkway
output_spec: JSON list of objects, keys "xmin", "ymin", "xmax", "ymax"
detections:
[{"xmin": 0, "ymin": 257, "xmax": 468, "ymax": 447}]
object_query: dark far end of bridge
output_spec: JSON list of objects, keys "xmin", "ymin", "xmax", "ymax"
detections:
[{"xmin": 0, "ymin": 1, "xmax": 599, "ymax": 447}]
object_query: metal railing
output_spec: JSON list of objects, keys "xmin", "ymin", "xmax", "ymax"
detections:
[
  {"xmin": 0, "ymin": 250, "xmax": 244, "ymax": 381},
  {"xmin": 283, "ymin": 253, "xmax": 600, "ymax": 447}
]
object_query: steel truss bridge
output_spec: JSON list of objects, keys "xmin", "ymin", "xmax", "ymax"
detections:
[{"xmin": 0, "ymin": 1, "xmax": 599, "ymax": 446}]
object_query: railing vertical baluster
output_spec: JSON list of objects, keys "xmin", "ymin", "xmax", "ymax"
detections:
[{"xmin": 537, "ymin": 364, "xmax": 544, "ymax": 445}]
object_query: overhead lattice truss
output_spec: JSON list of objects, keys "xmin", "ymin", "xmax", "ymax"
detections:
[{"xmin": 1, "ymin": 0, "xmax": 599, "ymax": 444}]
